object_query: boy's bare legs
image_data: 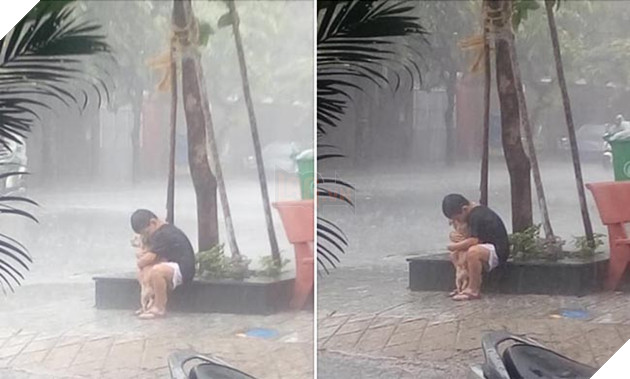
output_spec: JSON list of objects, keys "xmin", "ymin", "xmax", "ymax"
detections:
[
  {"xmin": 461, "ymin": 245, "xmax": 490, "ymax": 297},
  {"xmin": 140, "ymin": 263, "xmax": 174, "ymax": 318}
]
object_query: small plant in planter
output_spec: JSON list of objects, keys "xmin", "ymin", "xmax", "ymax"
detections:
[
  {"xmin": 569, "ymin": 233, "xmax": 606, "ymax": 260},
  {"xmin": 509, "ymin": 224, "xmax": 565, "ymax": 261},
  {"xmin": 196, "ymin": 244, "xmax": 252, "ymax": 280},
  {"xmin": 227, "ymin": 254, "xmax": 252, "ymax": 281},
  {"xmin": 258, "ymin": 256, "xmax": 291, "ymax": 278}
]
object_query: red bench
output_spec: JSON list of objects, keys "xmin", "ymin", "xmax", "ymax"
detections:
[
  {"xmin": 586, "ymin": 181, "xmax": 630, "ymax": 290},
  {"xmin": 273, "ymin": 200, "xmax": 314, "ymax": 309}
]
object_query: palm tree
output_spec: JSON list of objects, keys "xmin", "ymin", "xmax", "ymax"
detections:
[
  {"xmin": 170, "ymin": 0, "xmax": 241, "ymax": 258},
  {"xmin": 317, "ymin": 0, "xmax": 427, "ymax": 273},
  {"xmin": 0, "ymin": 0, "xmax": 110, "ymax": 292},
  {"xmin": 507, "ymin": 22, "xmax": 556, "ymax": 246},
  {"xmin": 544, "ymin": 0, "xmax": 594, "ymax": 246},
  {"xmin": 480, "ymin": 0, "xmax": 491, "ymax": 206},
  {"xmin": 171, "ymin": 0, "xmax": 220, "ymax": 254},
  {"xmin": 486, "ymin": 0, "xmax": 533, "ymax": 232},
  {"xmin": 166, "ymin": 39, "xmax": 178, "ymax": 225},
  {"xmin": 223, "ymin": 0, "xmax": 280, "ymax": 264}
]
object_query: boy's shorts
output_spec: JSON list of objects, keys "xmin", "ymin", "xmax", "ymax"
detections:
[
  {"xmin": 163, "ymin": 262, "xmax": 183, "ymax": 289},
  {"xmin": 479, "ymin": 244, "xmax": 500, "ymax": 272}
]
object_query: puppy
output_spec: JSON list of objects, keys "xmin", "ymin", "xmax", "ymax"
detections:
[
  {"xmin": 449, "ymin": 220, "xmax": 470, "ymax": 295},
  {"xmin": 454, "ymin": 252, "xmax": 469, "ymax": 294},
  {"xmin": 131, "ymin": 234, "xmax": 156, "ymax": 315}
]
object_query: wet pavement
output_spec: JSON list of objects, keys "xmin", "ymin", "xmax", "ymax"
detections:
[{"xmin": 318, "ymin": 265, "xmax": 630, "ymax": 378}]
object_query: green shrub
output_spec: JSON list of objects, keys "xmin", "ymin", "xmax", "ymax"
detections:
[
  {"xmin": 571, "ymin": 233, "xmax": 606, "ymax": 259},
  {"xmin": 509, "ymin": 224, "xmax": 565, "ymax": 261},
  {"xmin": 227, "ymin": 255, "xmax": 252, "ymax": 280},
  {"xmin": 196, "ymin": 244, "xmax": 228, "ymax": 279},
  {"xmin": 258, "ymin": 256, "xmax": 291, "ymax": 278},
  {"xmin": 196, "ymin": 244, "xmax": 251, "ymax": 280}
]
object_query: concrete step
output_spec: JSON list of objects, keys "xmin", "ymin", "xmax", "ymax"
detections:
[
  {"xmin": 407, "ymin": 253, "xmax": 609, "ymax": 296},
  {"xmin": 93, "ymin": 272, "xmax": 295, "ymax": 315}
]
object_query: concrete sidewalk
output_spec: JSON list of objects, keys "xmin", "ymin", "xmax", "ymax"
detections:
[
  {"xmin": 0, "ymin": 283, "xmax": 313, "ymax": 379},
  {"xmin": 319, "ymin": 311, "xmax": 628, "ymax": 377},
  {"xmin": 318, "ymin": 267, "xmax": 630, "ymax": 378}
]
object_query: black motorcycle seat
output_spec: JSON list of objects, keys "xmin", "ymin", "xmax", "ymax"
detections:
[
  {"xmin": 503, "ymin": 344, "xmax": 597, "ymax": 379},
  {"xmin": 190, "ymin": 363, "xmax": 256, "ymax": 379}
]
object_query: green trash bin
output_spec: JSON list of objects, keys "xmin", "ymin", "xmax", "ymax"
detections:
[
  {"xmin": 610, "ymin": 139, "xmax": 630, "ymax": 181},
  {"xmin": 296, "ymin": 149, "xmax": 314, "ymax": 199}
]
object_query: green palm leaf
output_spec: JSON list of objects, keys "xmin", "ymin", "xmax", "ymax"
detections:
[
  {"xmin": 0, "ymin": 0, "xmax": 110, "ymax": 292},
  {"xmin": 0, "ymin": 0, "xmax": 111, "ymax": 149},
  {"xmin": 317, "ymin": 0, "xmax": 427, "ymax": 274},
  {"xmin": 0, "ymin": 171, "xmax": 36, "ymax": 294}
]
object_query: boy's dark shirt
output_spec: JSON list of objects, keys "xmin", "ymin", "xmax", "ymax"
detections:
[
  {"xmin": 466, "ymin": 205, "xmax": 510, "ymax": 264},
  {"xmin": 147, "ymin": 224, "xmax": 196, "ymax": 283}
]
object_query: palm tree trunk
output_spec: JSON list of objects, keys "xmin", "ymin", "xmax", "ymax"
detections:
[
  {"xmin": 227, "ymin": 0, "xmax": 280, "ymax": 264},
  {"xmin": 444, "ymin": 69, "xmax": 457, "ymax": 167},
  {"xmin": 195, "ymin": 54, "xmax": 241, "ymax": 259},
  {"xmin": 166, "ymin": 44, "xmax": 177, "ymax": 225},
  {"xmin": 508, "ymin": 21, "xmax": 555, "ymax": 244},
  {"xmin": 489, "ymin": 0, "xmax": 532, "ymax": 232},
  {"xmin": 480, "ymin": 5, "xmax": 491, "ymax": 206},
  {"xmin": 173, "ymin": 0, "xmax": 218, "ymax": 252},
  {"xmin": 131, "ymin": 91, "xmax": 142, "ymax": 185},
  {"xmin": 545, "ymin": 0, "xmax": 594, "ymax": 245}
]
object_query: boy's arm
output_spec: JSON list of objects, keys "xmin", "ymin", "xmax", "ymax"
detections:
[
  {"xmin": 448, "ymin": 237, "xmax": 479, "ymax": 252},
  {"xmin": 137, "ymin": 251, "xmax": 159, "ymax": 269}
]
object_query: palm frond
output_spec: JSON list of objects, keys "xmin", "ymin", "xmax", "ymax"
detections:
[
  {"xmin": 317, "ymin": 0, "xmax": 427, "ymax": 274},
  {"xmin": 0, "ymin": 0, "xmax": 105, "ymax": 291},
  {"xmin": 0, "ymin": 171, "xmax": 36, "ymax": 293},
  {"xmin": 317, "ymin": 0, "xmax": 427, "ymax": 135},
  {"xmin": 317, "ymin": 216, "xmax": 346, "ymax": 274},
  {"xmin": 0, "ymin": 0, "xmax": 112, "ymax": 148}
]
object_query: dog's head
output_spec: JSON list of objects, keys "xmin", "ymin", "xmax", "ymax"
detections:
[{"xmin": 130, "ymin": 234, "xmax": 142, "ymax": 248}]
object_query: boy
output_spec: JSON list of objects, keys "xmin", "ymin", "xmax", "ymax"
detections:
[
  {"xmin": 130, "ymin": 209, "xmax": 196, "ymax": 319},
  {"xmin": 441, "ymin": 194, "xmax": 509, "ymax": 301}
]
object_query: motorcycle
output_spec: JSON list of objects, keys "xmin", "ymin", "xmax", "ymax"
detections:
[
  {"xmin": 468, "ymin": 331, "xmax": 597, "ymax": 379},
  {"xmin": 168, "ymin": 349, "xmax": 257, "ymax": 379}
]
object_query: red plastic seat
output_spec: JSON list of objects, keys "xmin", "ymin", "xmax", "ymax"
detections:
[
  {"xmin": 586, "ymin": 181, "xmax": 630, "ymax": 290},
  {"xmin": 272, "ymin": 200, "xmax": 314, "ymax": 309}
]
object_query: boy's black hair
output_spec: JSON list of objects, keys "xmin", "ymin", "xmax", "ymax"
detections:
[
  {"xmin": 442, "ymin": 194, "xmax": 470, "ymax": 218},
  {"xmin": 130, "ymin": 209, "xmax": 157, "ymax": 233}
]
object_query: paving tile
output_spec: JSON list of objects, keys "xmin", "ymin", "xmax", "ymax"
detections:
[
  {"xmin": 586, "ymin": 325, "xmax": 624, "ymax": 359},
  {"xmin": 334, "ymin": 315, "xmax": 374, "ymax": 336},
  {"xmin": 68, "ymin": 359, "xmax": 106, "ymax": 377},
  {"xmin": 386, "ymin": 318, "xmax": 426, "ymax": 348},
  {"xmin": 57, "ymin": 335, "xmax": 86, "ymax": 347},
  {"xmin": 3, "ymin": 333, "xmax": 36, "ymax": 349},
  {"xmin": 104, "ymin": 339, "xmax": 144, "ymax": 370},
  {"xmin": 72, "ymin": 337, "xmax": 112, "ymax": 366},
  {"xmin": 355, "ymin": 325, "xmax": 397, "ymax": 353},
  {"xmin": 41, "ymin": 343, "xmax": 82, "ymax": 370},
  {"xmin": 0, "ymin": 344, "xmax": 26, "ymax": 360},
  {"xmin": 416, "ymin": 321, "xmax": 459, "ymax": 361},
  {"xmin": 318, "ymin": 315, "xmax": 351, "ymax": 330},
  {"xmin": 324, "ymin": 331, "xmax": 362, "ymax": 351},
  {"xmin": 21, "ymin": 336, "xmax": 59, "ymax": 354},
  {"xmin": 10, "ymin": 349, "xmax": 47, "ymax": 367},
  {"xmin": 381, "ymin": 341, "xmax": 419, "ymax": 360}
]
